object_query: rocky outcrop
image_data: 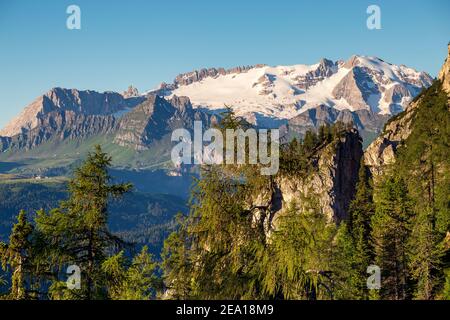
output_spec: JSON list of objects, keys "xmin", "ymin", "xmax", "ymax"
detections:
[
  {"xmin": 251, "ymin": 129, "xmax": 363, "ymax": 237},
  {"xmin": 279, "ymin": 129, "xmax": 362, "ymax": 222},
  {"xmin": 0, "ymin": 136, "xmax": 11, "ymax": 152},
  {"xmin": 122, "ymin": 85, "xmax": 140, "ymax": 98},
  {"xmin": 363, "ymin": 101, "xmax": 418, "ymax": 175}
]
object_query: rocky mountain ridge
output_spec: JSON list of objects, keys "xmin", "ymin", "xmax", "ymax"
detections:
[
  {"xmin": 114, "ymin": 95, "xmax": 213, "ymax": 151},
  {"xmin": 0, "ymin": 88, "xmax": 144, "ymax": 137},
  {"xmin": 283, "ymin": 104, "xmax": 389, "ymax": 144}
]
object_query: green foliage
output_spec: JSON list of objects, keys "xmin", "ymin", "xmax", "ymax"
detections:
[
  {"xmin": 162, "ymin": 111, "xmax": 270, "ymax": 299},
  {"xmin": 397, "ymin": 80, "xmax": 450, "ymax": 235},
  {"xmin": 1, "ymin": 145, "xmax": 161, "ymax": 300},
  {"xmin": 161, "ymin": 214, "xmax": 193, "ymax": 299},
  {"xmin": 0, "ymin": 211, "xmax": 39, "ymax": 299},
  {"xmin": 361, "ymin": 79, "xmax": 450, "ymax": 300},
  {"xmin": 279, "ymin": 122, "xmax": 350, "ymax": 176},
  {"xmin": 439, "ymin": 267, "xmax": 450, "ymax": 300},
  {"xmin": 1, "ymin": 77, "xmax": 448, "ymax": 301},
  {"xmin": 408, "ymin": 208, "xmax": 445, "ymax": 299},
  {"xmin": 345, "ymin": 161, "xmax": 375, "ymax": 299},
  {"xmin": 331, "ymin": 223, "xmax": 365, "ymax": 299},
  {"xmin": 102, "ymin": 246, "xmax": 159, "ymax": 300},
  {"xmin": 35, "ymin": 145, "xmax": 133, "ymax": 299},
  {"xmin": 262, "ymin": 201, "xmax": 336, "ymax": 299},
  {"xmin": 388, "ymin": 80, "xmax": 449, "ymax": 299},
  {"xmin": 371, "ymin": 175, "xmax": 413, "ymax": 300},
  {"xmin": 0, "ymin": 181, "xmax": 187, "ymax": 253}
]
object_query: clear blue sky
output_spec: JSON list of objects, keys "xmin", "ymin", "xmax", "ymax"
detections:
[{"xmin": 0, "ymin": 0, "xmax": 449, "ymax": 129}]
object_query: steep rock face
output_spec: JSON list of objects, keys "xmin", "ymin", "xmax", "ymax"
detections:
[
  {"xmin": 0, "ymin": 136, "xmax": 11, "ymax": 152},
  {"xmin": 438, "ymin": 43, "xmax": 450, "ymax": 93},
  {"xmin": 0, "ymin": 88, "xmax": 142, "ymax": 137},
  {"xmin": 278, "ymin": 129, "xmax": 362, "ymax": 222},
  {"xmin": 114, "ymin": 95, "xmax": 211, "ymax": 151},
  {"xmin": 0, "ymin": 111, "xmax": 117, "ymax": 152},
  {"xmin": 332, "ymin": 66, "xmax": 378, "ymax": 111},
  {"xmin": 251, "ymin": 129, "xmax": 363, "ymax": 237},
  {"xmin": 363, "ymin": 101, "xmax": 418, "ymax": 175}
]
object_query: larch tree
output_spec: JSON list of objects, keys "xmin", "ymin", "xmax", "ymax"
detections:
[
  {"xmin": 35, "ymin": 145, "xmax": 132, "ymax": 300},
  {"xmin": 0, "ymin": 211, "xmax": 35, "ymax": 299}
]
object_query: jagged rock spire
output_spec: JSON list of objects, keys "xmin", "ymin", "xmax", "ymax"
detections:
[{"xmin": 122, "ymin": 85, "xmax": 139, "ymax": 98}]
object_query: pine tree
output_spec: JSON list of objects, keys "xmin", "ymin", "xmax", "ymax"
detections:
[
  {"xmin": 439, "ymin": 267, "xmax": 450, "ymax": 300},
  {"xmin": 408, "ymin": 208, "xmax": 444, "ymax": 299},
  {"xmin": 161, "ymin": 214, "xmax": 193, "ymax": 299},
  {"xmin": 331, "ymin": 222, "xmax": 363, "ymax": 299},
  {"xmin": 393, "ymin": 80, "xmax": 450, "ymax": 299},
  {"xmin": 346, "ymin": 160, "xmax": 375, "ymax": 299},
  {"xmin": 318, "ymin": 124, "xmax": 332, "ymax": 144},
  {"xmin": 262, "ymin": 200, "xmax": 336, "ymax": 300},
  {"xmin": 0, "ymin": 211, "xmax": 35, "ymax": 299},
  {"xmin": 303, "ymin": 130, "xmax": 318, "ymax": 152},
  {"xmin": 102, "ymin": 246, "xmax": 159, "ymax": 300},
  {"xmin": 371, "ymin": 176, "xmax": 413, "ymax": 300},
  {"xmin": 0, "ymin": 273, "xmax": 6, "ymax": 294},
  {"xmin": 162, "ymin": 110, "xmax": 271, "ymax": 299},
  {"xmin": 161, "ymin": 116, "xmax": 366, "ymax": 300},
  {"xmin": 35, "ymin": 145, "xmax": 132, "ymax": 300}
]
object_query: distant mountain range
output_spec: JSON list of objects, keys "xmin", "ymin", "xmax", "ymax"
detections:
[{"xmin": 0, "ymin": 54, "xmax": 433, "ymax": 175}]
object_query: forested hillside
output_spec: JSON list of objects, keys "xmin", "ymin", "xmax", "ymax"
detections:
[{"xmin": 0, "ymin": 179, "xmax": 187, "ymax": 254}]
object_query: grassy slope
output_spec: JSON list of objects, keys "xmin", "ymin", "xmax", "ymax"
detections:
[{"xmin": 0, "ymin": 133, "xmax": 175, "ymax": 175}]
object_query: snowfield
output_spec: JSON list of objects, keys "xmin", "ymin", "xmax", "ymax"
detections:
[{"xmin": 146, "ymin": 55, "xmax": 432, "ymax": 126}]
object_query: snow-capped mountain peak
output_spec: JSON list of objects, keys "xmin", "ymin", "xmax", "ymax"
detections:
[{"xmin": 145, "ymin": 55, "xmax": 432, "ymax": 126}]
